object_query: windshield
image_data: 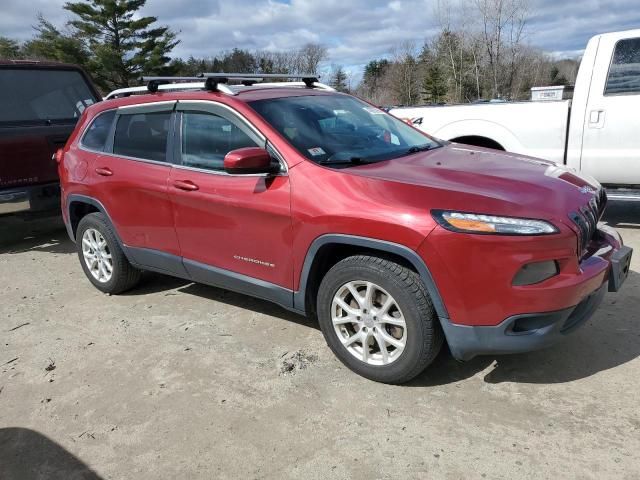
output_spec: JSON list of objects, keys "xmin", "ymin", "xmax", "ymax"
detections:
[{"xmin": 249, "ymin": 94, "xmax": 441, "ymax": 166}]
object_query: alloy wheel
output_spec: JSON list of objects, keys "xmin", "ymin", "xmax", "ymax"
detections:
[
  {"xmin": 81, "ymin": 228, "xmax": 113, "ymax": 283},
  {"xmin": 331, "ymin": 280, "xmax": 407, "ymax": 365}
]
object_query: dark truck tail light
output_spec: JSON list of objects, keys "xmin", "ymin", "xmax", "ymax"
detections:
[{"xmin": 512, "ymin": 260, "xmax": 559, "ymax": 286}]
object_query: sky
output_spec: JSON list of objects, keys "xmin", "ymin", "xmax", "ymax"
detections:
[{"xmin": 2, "ymin": 0, "xmax": 639, "ymax": 79}]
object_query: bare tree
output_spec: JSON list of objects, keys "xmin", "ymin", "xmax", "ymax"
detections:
[
  {"xmin": 390, "ymin": 41, "xmax": 420, "ymax": 105},
  {"xmin": 474, "ymin": 0, "xmax": 529, "ymax": 98},
  {"xmin": 295, "ymin": 43, "xmax": 328, "ymax": 75}
]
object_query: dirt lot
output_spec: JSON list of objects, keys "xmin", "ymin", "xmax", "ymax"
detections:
[{"xmin": 1, "ymin": 203, "xmax": 639, "ymax": 480}]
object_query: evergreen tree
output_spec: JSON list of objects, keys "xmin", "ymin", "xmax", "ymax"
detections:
[
  {"xmin": 64, "ymin": 0, "xmax": 179, "ymax": 90},
  {"xmin": 0, "ymin": 36, "xmax": 22, "ymax": 59},
  {"xmin": 422, "ymin": 62, "xmax": 448, "ymax": 103},
  {"xmin": 22, "ymin": 15, "xmax": 90, "ymax": 67},
  {"xmin": 330, "ymin": 65, "xmax": 349, "ymax": 92}
]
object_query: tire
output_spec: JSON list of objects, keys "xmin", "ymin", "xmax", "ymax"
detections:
[
  {"xmin": 317, "ymin": 255, "xmax": 443, "ymax": 384},
  {"xmin": 75, "ymin": 212, "xmax": 141, "ymax": 294}
]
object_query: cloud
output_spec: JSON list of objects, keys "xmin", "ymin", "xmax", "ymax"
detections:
[{"xmin": 1, "ymin": 0, "xmax": 638, "ymax": 76}]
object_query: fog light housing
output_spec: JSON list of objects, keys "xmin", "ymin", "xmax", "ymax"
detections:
[{"xmin": 512, "ymin": 260, "xmax": 559, "ymax": 286}]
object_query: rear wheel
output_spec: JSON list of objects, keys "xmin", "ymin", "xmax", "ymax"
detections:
[
  {"xmin": 76, "ymin": 213, "xmax": 141, "ymax": 294},
  {"xmin": 317, "ymin": 255, "xmax": 443, "ymax": 384}
]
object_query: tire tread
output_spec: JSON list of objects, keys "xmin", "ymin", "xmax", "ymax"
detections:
[{"xmin": 317, "ymin": 255, "xmax": 443, "ymax": 384}]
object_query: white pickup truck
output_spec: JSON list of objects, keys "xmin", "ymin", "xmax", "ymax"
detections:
[{"xmin": 391, "ymin": 29, "xmax": 640, "ymax": 201}]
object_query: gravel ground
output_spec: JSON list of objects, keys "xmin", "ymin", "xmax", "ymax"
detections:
[{"xmin": 1, "ymin": 202, "xmax": 639, "ymax": 480}]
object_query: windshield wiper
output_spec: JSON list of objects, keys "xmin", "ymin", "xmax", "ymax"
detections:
[
  {"xmin": 406, "ymin": 144, "xmax": 433, "ymax": 154},
  {"xmin": 318, "ymin": 157, "xmax": 369, "ymax": 166}
]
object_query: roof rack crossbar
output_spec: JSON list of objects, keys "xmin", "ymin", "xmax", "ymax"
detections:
[
  {"xmin": 199, "ymin": 72, "xmax": 319, "ymax": 88},
  {"xmin": 141, "ymin": 76, "xmax": 203, "ymax": 93},
  {"xmin": 199, "ymin": 72, "xmax": 318, "ymax": 79}
]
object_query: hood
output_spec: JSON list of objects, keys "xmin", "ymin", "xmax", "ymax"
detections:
[{"xmin": 346, "ymin": 144, "xmax": 602, "ymax": 223}]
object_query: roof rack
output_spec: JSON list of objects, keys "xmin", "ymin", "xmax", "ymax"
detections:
[
  {"xmin": 199, "ymin": 72, "xmax": 320, "ymax": 88},
  {"xmin": 105, "ymin": 72, "xmax": 334, "ymax": 100},
  {"xmin": 105, "ymin": 81, "xmax": 206, "ymax": 100}
]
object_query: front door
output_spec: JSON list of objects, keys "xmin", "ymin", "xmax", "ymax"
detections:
[
  {"xmin": 581, "ymin": 34, "xmax": 640, "ymax": 186},
  {"xmin": 168, "ymin": 101, "xmax": 293, "ymax": 297}
]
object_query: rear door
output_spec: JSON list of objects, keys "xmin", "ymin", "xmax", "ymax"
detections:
[
  {"xmin": 168, "ymin": 101, "xmax": 293, "ymax": 292},
  {"xmin": 0, "ymin": 65, "xmax": 99, "ymax": 190},
  {"xmin": 88, "ymin": 101, "xmax": 181, "ymax": 268},
  {"xmin": 580, "ymin": 34, "xmax": 640, "ymax": 185}
]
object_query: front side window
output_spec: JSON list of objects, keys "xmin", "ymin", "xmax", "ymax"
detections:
[
  {"xmin": 605, "ymin": 37, "xmax": 640, "ymax": 95},
  {"xmin": 249, "ymin": 94, "xmax": 441, "ymax": 167},
  {"xmin": 113, "ymin": 112, "xmax": 171, "ymax": 162},
  {"xmin": 81, "ymin": 110, "xmax": 116, "ymax": 152},
  {"xmin": 0, "ymin": 69, "xmax": 96, "ymax": 124},
  {"xmin": 180, "ymin": 112, "xmax": 260, "ymax": 171}
]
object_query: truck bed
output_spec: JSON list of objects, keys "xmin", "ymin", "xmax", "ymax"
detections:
[{"xmin": 391, "ymin": 100, "xmax": 571, "ymax": 164}]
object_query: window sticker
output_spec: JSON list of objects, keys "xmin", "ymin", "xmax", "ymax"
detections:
[{"xmin": 308, "ymin": 147, "xmax": 326, "ymax": 156}]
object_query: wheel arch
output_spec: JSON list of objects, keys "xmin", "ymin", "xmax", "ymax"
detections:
[
  {"xmin": 295, "ymin": 235, "xmax": 449, "ymax": 321},
  {"xmin": 434, "ymin": 119, "xmax": 521, "ymax": 152},
  {"xmin": 65, "ymin": 195, "xmax": 127, "ymax": 253},
  {"xmin": 449, "ymin": 135, "xmax": 505, "ymax": 150}
]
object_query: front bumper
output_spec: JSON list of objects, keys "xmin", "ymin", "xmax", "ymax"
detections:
[
  {"xmin": 442, "ymin": 282, "xmax": 607, "ymax": 361},
  {"xmin": 0, "ymin": 183, "xmax": 60, "ymax": 216},
  {"xmin": 432, "ymin": 226, "xmax": 632, "ymax": 361}
]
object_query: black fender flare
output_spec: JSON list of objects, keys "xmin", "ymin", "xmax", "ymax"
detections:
[
  {"xmin": 294, "ymin": 234, "xmax": 449, "ymax": 320},
  {"xmin": 65, "ymin": 194, "xmax": 129, "ymax": 256}
]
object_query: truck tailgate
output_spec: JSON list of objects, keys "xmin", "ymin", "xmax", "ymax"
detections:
[{"xmin": 0, "ymin": 124, "xmax": 72, "ymax": 189}]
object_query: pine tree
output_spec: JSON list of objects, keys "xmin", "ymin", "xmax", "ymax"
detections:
[
  {"xmin": 422, "ymin": 62, "xmax": 448, "ymax": 103},
  {"xmin": 23, "ymin": 15, "xmax": 90, "ymax": 67},
  {"xmin": 0, "ymin": 36, "xmax": 22, "ymax": 59},
  {"xmin": 64, "ymin": 0, "xmax": 179, "ymax": 90},
  {"xmin": 330, "ymin": 66, "xmax": 349, "ymax": 93}
]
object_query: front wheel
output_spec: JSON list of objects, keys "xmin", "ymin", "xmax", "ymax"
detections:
[{"xmin": 317, "ymin": 255, "xmax": 443, "ymax": 384}]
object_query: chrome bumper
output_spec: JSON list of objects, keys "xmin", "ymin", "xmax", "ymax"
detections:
[
  {"xmin": 0, "ymin": 183, "xmax": 60, "ymax": 216},
  {"xmin": 0, "ymin": 191, "xmax": 30, "ymax": 214}
]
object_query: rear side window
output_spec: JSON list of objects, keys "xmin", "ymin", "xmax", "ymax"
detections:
[
  {"xmin": 0, "ymin": 69, "xmax": 97, "ymax": 124},
  {"xmin": 605, "ymin": 37, "xmax": 640, "ymax": 95},
  {"xmin": 81, "ymin": 110, "xmax": 116, "ymax": 151},
  {"xmin": 113, "ymin": 112, "xmax": 171, "ymax": 162},
  {"xmin": 181, "ymin": 112, "xmax": 259, "ymax": 171}
]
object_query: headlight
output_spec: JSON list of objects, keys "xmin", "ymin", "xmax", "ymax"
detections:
[{"xmin": 432, "ymin": 210, "xmax": 559, "ymax": 235}]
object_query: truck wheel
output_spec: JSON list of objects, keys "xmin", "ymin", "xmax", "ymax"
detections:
[
  {"xmin": 76, "ymin": 212, "xmax": 141, "ymax": 294},
  {"xmin": 317, "ymin": 255, "xmax": 443, "ymax": 384}
]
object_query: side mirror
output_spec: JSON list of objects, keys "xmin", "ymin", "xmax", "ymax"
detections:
[{"xmin": 224, "ymin": 147, "xmax": 274, "ymax": 174}]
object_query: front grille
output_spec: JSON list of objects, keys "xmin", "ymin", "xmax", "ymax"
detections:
[{"xmin": 569, "ymin": 189, "xmax": 607, "ymax": 258}]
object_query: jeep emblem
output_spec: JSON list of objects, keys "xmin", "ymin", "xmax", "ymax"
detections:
[{"xmin": 579, "ymin": 186, "xmax": 597, "ymax": 195}]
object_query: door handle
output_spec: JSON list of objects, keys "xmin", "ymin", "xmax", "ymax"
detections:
[
  {"xmin": 588, "ymin": 109, "xmax": 605, "ymax": 129},
  {"xmin": 95, "ymin": 167, "xmax": 113, "ymax": 176},
  {"xmin": 173, "ymin": 179, "xmax": 199, "ymax": 191}
]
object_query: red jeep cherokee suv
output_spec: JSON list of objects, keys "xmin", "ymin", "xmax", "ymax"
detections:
[{"xmin": 58, "ymin": 74, "xmax": 632, "ymax": 384}]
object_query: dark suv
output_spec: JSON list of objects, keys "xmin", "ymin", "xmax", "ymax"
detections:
[
  {"xmin": 58, "ymin": 74, "xmax": 632, "ymax": 383},
  {"xmin": 0, "ymin": 61, "xmax": 100, "ymax": 216}
]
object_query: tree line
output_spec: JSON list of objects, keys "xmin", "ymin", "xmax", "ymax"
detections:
[
  {"xmin": 0, "ymin": 0, "xmax": 579, "ymax": 104},
  {"xmin": 356, "ymin": 0, "xmax": 579, "ymax": 105}
]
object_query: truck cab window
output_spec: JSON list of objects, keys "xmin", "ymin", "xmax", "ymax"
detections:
[{"xmin": 605, "ymin": 37, "xmax": 640, "ymax": 95}]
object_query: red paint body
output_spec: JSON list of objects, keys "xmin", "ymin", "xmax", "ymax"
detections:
[{"xmin": 60, "ymin": 88, "xmax": 624, "ymax": 328}]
